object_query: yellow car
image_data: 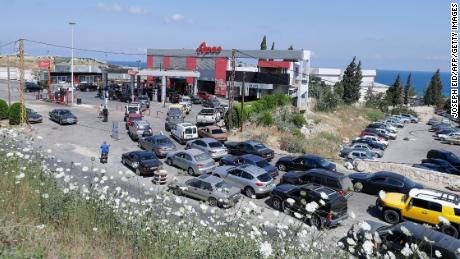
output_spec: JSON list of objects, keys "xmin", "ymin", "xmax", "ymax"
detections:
[
  {"xmin": 376, "ymin": 188, "xmax": 460, "ymax": 238},
  {"xmin": 168, "ymin": 104, "xmax": 186, "ymax": 117}
]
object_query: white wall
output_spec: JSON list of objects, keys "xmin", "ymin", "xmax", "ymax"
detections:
[{"xmin": 0, "ymin": 67, "xmax": 35, "ymax": 81}]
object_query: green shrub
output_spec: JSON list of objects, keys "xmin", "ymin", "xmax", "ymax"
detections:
[
  {"xmin": 361, "ymin": 108, "xmax": 385, "ymax": 122},
  {"xmin": 280, "ymin": 135, "xmax": 305, "ymax": 153},
  {"xmin": 8, "ymin": 102, "xmax": 25, "ymax": 125},
  {"xmin": 257, "ymin": 111, "xmax": 273, "ymax": 126},
  {"xmin": 0, "ymin": 99, "xmax": 8, "ymax": 119},
  {"xmin": 291, "ymin": 112, "xmax": 306, "ymax": 127}
]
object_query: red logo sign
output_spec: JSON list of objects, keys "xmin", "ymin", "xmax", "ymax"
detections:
[
  {"xmin": 128, "ymin": 69, "xmax": 139, "ymax": 76},
  {"xmin": 37, "ymin": 59, "xmax": 51, "ymax": 68},
  {"xmin": 196, "ymin": 42, "xmax": 222, "ymax": 55}
]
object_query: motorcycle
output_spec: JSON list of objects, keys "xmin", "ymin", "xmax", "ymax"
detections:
[{"xmin": 100, "ymin": 152, "xmax": 108, "ymax": 164}]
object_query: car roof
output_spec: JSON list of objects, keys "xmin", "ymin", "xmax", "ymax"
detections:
[
  {"xmin": 198, "ymin": 174, "xmax": 223, "ymax": 185},
  {"xmin": 396, "ymin": 222, "xmax": 460, "ymax": 251},
  {"xmin": 300, "ymin": 154, "xmax": 323, "ymax": 161},
  {"xmin": 373, "ymin": 171, "xmax": 405, "ymax": 180},
  {"xmin": 152, "ymin": 134, "xmax": 169, "ymax": 140},
  {"xmin": 246, "ymin": 140, "xmax": 263, "ymax": 145},
  {"xmin": 409, "ymin": 188, "xmax": 460, "ymax": 209},
  {"xmin": 199, "ymin": 138, "xmax": 220, "ymax": 144},
  {"xmin": 238, "ymin": 164, "xmax": 267, "ymax": 176},
  {"xmin": 204, "ymin": 125, "xmax": 220, "ymax": 130},
  {"xmin": 241, "ymin": 154, "xmax": 262, "ymax": 161},
  {"xmin": 128, "ymin": 150, "xmax": 153, "ymax": 156},
  {"xmin": 308, "ymin": 168, "xmax": 345, "ymax": 177},
  {"xmin": 183, "ymin": 148, "xmax": 206, "ymax": 156}
]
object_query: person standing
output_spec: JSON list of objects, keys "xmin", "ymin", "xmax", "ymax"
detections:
[{"xmin": 102, "ymin": 105, "xmax": 109, "ymax": 122}]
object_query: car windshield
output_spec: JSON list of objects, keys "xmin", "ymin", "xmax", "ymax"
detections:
[
  {"xmin": 61, "ymin": 110, "xmax": 71, "ymax": 115},
  {"xmin": 448, "ymin": 153, "xmax": 460, "ymax": 161},
  {"xmin": 211, "ymin": 129, "xmax": 225, "ymax": 134},
  {"xmin": 155, "ymin": 138, "xmax": 170, "ymax": 145},
  {"xmin": 404, "ymin": 177, "xmax": 417, "ymax": 188},
  {"xmin": 128, "ymin": 107, "xmax": 138, "ymax": 112},
  {"xmin": 138, "ymin": 152, "xmax": 156, "ymax": 160},
  {"xmin": 169, "ymin": 115, "xmax": 181, "ymax": 120},
  {"xmin": 200, "ymin": 109, "xmax": 215, "ymax": 115},
  {"xmin": 209, "ymin": 142, "xmax": 223, "ymax": 148},
  {"xmin": 257, "ymin": 173, "xmax": 272, "ymax": 182},
  {"xmin": 318, "ymin": 159, "xmax": 333, "ymax": 168},
  {"xmin": 194, "ymin": 153, "xmax": 211, "ymax": 162},
  {"xmin": 253, "ymin": 143, "xmax": 266, "ymax": 150},
  {"xmin": 255, "ymin": 160, "xmax": 270, "ymax": 167},
  {"xmin": 215, "ymin": 181, "xmax": 232, "ymax": 190}
]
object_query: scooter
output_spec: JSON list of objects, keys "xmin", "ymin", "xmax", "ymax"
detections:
[{"xmin": 100, "ymin": 152, "xmax": 108, "ymax": 164}]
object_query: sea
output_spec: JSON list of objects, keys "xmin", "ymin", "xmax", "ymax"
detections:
[
  {"xmin": 375, "ymin": 70, "xmax": 451, "ymax": 97},
  {"xmin": 109, "ymin": 61, "xmax": 452, "ymax": 97}
]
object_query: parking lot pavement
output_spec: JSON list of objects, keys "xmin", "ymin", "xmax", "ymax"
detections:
[
  {"xmin": 1, "ymin": 80, "xmax": 447, "ymax": 243},
  {"xmin": 380, "ymin": 122, "xmax": 460, "ymax": 165}
]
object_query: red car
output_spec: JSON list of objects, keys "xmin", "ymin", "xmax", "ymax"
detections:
[
  {"xmin": 197, "ymin": 91, "xmax": 214, "ymax": 100},
  {"xmin": 125, "ymin": 113, "xmax": 143, "ymax": 129}
]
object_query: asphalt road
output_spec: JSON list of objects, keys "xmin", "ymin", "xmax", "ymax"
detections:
[{"xmin": 2, "ymin": 79, "xmax": 457, "ymax": 244}]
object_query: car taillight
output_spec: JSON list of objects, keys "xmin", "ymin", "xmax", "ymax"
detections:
[
  {"xmin": 197, "ymin": 163, "xmax": 204, "ymax": 168},
  {"xmin": 255, "ymin": 182, "xmax": 265, "ymax": 186},
  {"xmin": 338, "ymin": 190, "xmax": 346, "ymax": 197},
  {"xmin": 326, "ymin": 213, "xmax": 332, "ymax": 222}
]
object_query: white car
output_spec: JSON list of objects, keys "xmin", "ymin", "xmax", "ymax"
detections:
[
  {"xmin": 361, "ymin": 135, "xmax": 389, "ymax": 146},
  {"xmin": 439, "ymin": 132, "xmax": 460, "ymax": 141},
  {"xmin": 171, "ymin": 123, "xmax": 198, "ymax": 145}
]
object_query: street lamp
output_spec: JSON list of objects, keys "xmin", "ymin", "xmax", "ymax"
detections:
[{"xmin": 69, "ymin": 22, "xmax": 76, "ymax": 105}]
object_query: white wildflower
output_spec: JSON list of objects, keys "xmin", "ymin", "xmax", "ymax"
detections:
[
  {"xmin": 200, "ymin": 203, "xmax": 208, "ymax": 212},
  {"xmin": 286, "ymin": 198, "xmax": 295, "ymax": 206},
  {"xmin": 305, "ymin": 201, "xmax": 319, "ymax": 213},
  {"xmin": 82, "ymin": 166, "xmax": 89, "ymax": 172},
  {"xmin": 320, "ymin": 192, "xmax": 329, "ymax": 200},
  {"xmin": 15, "ymin": 172, "xmax": 25, "ymax": 180},
  {"xmin": 346, "ymin": 237, "xmax": 356, "ymax": 246},
  {"xmin": 401, "ymin": 243, "xmax": 413, "ymax": 256},
  {"xmin": 46, "ymin": 149, "xmax": 52, "ymax": 153},
  {"xmin": 359, "ymin": 221, "xmax": 371, "ymax": 231},
  {"xmin": 435, "ymin": 250, "xmax": 442, "ymax": 258},
  {"xmin": 41, "ymin": 193, "xmax": 49, "ymax": 199},
  {"xmin": 362, "ymin": 240, "xmax": 374, "ymax": 255},
  {"xmin": 350, "ymin": 211, "xmax": 356, "ymax": 219},
  {"xmin": 63, "ymin": 188, "xmax": 69, "ymax": 194},
  {"xmin": 93, "ymin": 227, "xmax": 98, "ymax": 232},
  {"xmin": 400, "ymin": 225, "xmax": 412, "ymax": 236},
  {"xmin": 37, "ymin": 136, "xmax": 43, "ymax": 140},
  {"xmin": 259, "ymin": 241, "xmax": 273, "ymax": 258},
  {"xmin": 6, "ymin": 152, "xmax": 13, "ymax": 157},
  {"xmin": 384, "ymin": 251, "xmax": 396, "ymax": 259},
  {"xmin": 55, "ymin": 172, "xmax": 65, "ymax": 179},
  {"xmin": 36, "ymin": 224, "xmax": 45, "ymax": 230},
  {"xmin": 293, "ymin": 212, "xmax": 303, "ymax": 219}
]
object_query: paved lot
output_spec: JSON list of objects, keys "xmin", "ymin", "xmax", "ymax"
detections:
[{"xmin": 2, "ymin": 79, "xmax": 459, "ymax": 243}]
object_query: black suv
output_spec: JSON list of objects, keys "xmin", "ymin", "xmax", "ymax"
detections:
[
  {"xmin": 270, "ymin": 183, "xmax": 348, "ymax": 229},
  {"xmin": 347, "ymin": 221, "xmax": 460, "ymax": 258},
  {"xmin": 280, "ymin": 169, "xmax": 354, "ymax": 197},
  {"xmin": 427, "ymin": 150, "xmax": 460, "ymax": 170},
  {"xmin": 275, "ymin": 155, "xmax": 336, "ymax": 172}
]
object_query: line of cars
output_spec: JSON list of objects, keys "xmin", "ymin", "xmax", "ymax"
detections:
[
  {"xmin": 340, "ymin": 114, "xmax": 418, "ymax": 161},
  {"xmin": 413, "ymin": 149, "xmax": 460, "ymax": 175},
  {"xmin": 429, "ymin": 116, "xmax": 460, "ymax": 145}
]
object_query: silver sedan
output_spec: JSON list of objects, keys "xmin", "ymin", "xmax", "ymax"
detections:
[
  {"xmin": 169, "ymin": 174, "xmax": 240, "ymax": 208},
  {"xmin": 185, "ymin": 138, "xmax": 228, "ymax": 159},
  {"xmin": 213, "ymin": 164, "xmax": 275, "ymax": 198},
  {"xmin": 166, "ymin": 149, "xmax": 217, "ymax": 176}
]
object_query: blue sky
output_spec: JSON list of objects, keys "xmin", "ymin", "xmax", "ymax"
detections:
[{"xmin": 0, "ymin": 0, "xmax": 450, "ymax": 72}]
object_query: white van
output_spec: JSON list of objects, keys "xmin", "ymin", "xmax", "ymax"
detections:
[{"xmin": 171, "ymin": 123, "xmax": 198, "ymax": 144}]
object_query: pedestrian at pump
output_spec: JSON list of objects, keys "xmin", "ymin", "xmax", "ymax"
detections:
[{"xmin": 102, "ymin": 105, "xmax": 109, "ymax": 122}]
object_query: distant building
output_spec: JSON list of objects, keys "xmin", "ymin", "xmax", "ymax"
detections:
[{"xmin": 310, "ymin": 67, "xmax": 390, "ymax": 102}]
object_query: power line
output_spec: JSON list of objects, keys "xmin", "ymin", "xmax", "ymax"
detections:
[
  {"xmin": 23, "ymin": 39, "xmax": 145, "ymax": 56},
  {"xmin": 0, "ymin": 40, "xmax": 19, "ymax": 49}
]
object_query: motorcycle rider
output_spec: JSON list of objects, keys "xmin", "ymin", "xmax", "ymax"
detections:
[{"xmin": 100, "ymin": 141, "xmax": 110, "ymax": 163}]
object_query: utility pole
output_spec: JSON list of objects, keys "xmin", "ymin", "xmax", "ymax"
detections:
[
  {"xmin": 18, "ymin": 39, "xmax": 27, "ymax": 125},
  {"xmin": 228, "ymin": 49, "xmax": 236, "ymax": 129},
  {"xmin": 69, "ymin": 22, "xmax": 76, "ymax": 105},
  {"xmin": 7, "ymin": 55, "xmax": 11, "ymax": 105},
  {"xmin": 240, "ymin": 71, "xmax": 245, "ymax": 132}
]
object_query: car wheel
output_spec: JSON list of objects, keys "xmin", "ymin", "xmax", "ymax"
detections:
[
  {"xmin": 383, "ymin": 209, "xmax": 400, "ymax": 224},
  {"xmin": 244, "ymin": 187, "xmax": 256, "ymax": 198},
  {"xmin": 187, "ymin": 167, "xmax": 195, "ymax": 176},
  {"xmin": 272, "ymin": 197, "xmax": 284, "ymax": 211},
  {"xmin": 135, "ymin": 168, "xmax": 141, "ymax": 176},
  {"xmin": 441, "ymin": 224, "xmax": 459, "ymax": 238},
  {"xmin": 173, "ymin": 187, "xmax": 182, "ymax": 196},
  {"xmin": 353, "ymin": 182, "xmax": 363, "ymax": 192},
  {"xmin": 208, "ymin": 197, "xmax": 218, "ymax": 207},
  {"xmin": 310, "ymin": 215, "xmax": 323, "ymax": 230},
  {"xmin": 277, "ymin": 163, "xmax": 287, "ymax": 171},
  {"xmin": 166, "ymin": 158, "xmax": 172, "ymax": 165}
]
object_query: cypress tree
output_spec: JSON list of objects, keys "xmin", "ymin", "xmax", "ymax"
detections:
[
  {"xmin": 404, "ymin": 73, "xmax": 412, "ymax": 104},
  {"xmin": 260, "ymin": 35, "xmax": 267, "ymax": 50},
  {"xmin": 271, "ymin": 42, "xmax": 275, "ymax": 50},
  {"xmin": 424, "ymin": 69, "xmax": 444, "ymax": 106},
  {"xmin": 288, "ymin": 45, "xmax": 294, "ymax": 50},
  {"xmin": 341, "ymin": 57, "xmax": 361, "ymax": 104},
  {"xmin": 393, "ymin": 74, "xmax": 404, "ymax": 105}
]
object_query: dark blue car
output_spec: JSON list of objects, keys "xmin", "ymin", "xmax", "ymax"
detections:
[
  {"xmin": 351, "ymin": 138, "xmax": 386, "ymax": 150},
  {"xmin": 220, "ymin": 154, "xmax": 278, "ymax": 178},
  {"xmin": 276, "ymin": 155, "xmax": 336, "ymax": 172}
]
